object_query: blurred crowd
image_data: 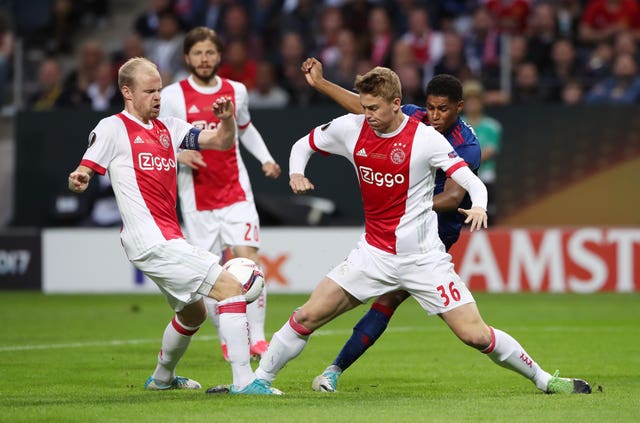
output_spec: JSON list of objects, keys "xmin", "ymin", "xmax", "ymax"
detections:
[{"xmin": 5, "ymin": 0, "xmax": 640, "ymax": 112}]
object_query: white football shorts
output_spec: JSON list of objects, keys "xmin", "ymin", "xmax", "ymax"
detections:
[
  {"xmin": 182, "ymin": 200, "xmax": 260, "ymax": 253},
  {"xmin": 130, "ymin": 238, "xmax": 223, "ymax": 312},
  {"xmin": 327, "ymin": 235, "xmax": 475, "ymax": 315}
]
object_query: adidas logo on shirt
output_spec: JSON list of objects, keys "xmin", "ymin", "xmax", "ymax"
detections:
[
  {"xmin": 356, "ymin": 148, "xmax": 368, "ymax": 157},
  {"xmin": 188, "ymin": 105, "xmax": 200, "ymax": 114},
  {"xmin": 134, "ymin": 136, "xmax": 144, "ymax": 144}
]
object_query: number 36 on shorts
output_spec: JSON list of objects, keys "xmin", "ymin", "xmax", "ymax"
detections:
[{"xmin": 437, "ymin": 281, "xmax": 462, "ymax": 307}]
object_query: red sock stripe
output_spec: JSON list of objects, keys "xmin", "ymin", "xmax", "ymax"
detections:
[
  {"xmin": 218, "ymin": 301, "xmax": 247, "ymax": 314},
  {"xmin": 171, "ymin": 317, "xmax": 199, "ymax": 336},
  {"xmin": 482, "ymin": 326, "xmax": 496, "ymax": 354},
  {"xmin": 289, "ymin": 314, "xmax": 313, "ymax": 336},
  {"xmin": 371, "ymin": 302, "xmax": 395, "ymax": 318}
]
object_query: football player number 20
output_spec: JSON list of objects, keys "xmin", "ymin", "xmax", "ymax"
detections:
[
  {"xmin": 437, "ymin": 282, "xmax": 461, "ymax": 307},
  {"xmin": 244, "ymin": 223, "xmax": 259, "ymax": 242}
]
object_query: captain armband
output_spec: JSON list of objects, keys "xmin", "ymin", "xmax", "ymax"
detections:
[{"xmin": 181, "ymin": 128, "xmax": 202, "ymax": 150}]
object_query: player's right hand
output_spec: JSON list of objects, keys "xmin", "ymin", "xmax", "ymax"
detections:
[
  {"xmin": 68, "ymin": 171, "xmax": 90, "ymax": 193},
  {"xmin": 177, "ymin": 150, "xmax": 206, "ymax": 170},
  {"xmin": 212, "ymin": 96, "xmax": 235, "ymax": 120},
  {"xmin": 290, "ymin": 173, "xmax": 314, "ymax": 194},
  {"xmin": 301, "ymin": 58, "xmax": 324, "ymax": 87}
]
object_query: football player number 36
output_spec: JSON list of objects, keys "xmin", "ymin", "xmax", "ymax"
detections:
[
  {"xmin": 244, "ymin": 223, "xmax": 259, "ymax": 242},
  {"xmin": 437, "ymin": 282, "xmax": 461, "ymax": 307}
]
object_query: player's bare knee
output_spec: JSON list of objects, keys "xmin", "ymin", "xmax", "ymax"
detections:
[
  {"xmin": 292, "ymin": 308, "xmax": 318, "ymax": 331},
  {"xmin": 198, "ymin": 266, "xmax": 244, "ymax": 301}
]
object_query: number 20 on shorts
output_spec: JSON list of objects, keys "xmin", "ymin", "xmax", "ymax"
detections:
[{"xmin": 244, "ymin": 223, "xmax": 259, "ymax": 242}]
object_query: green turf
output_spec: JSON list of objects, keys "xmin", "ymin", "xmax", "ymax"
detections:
[{"xmin": 0, "ymin": 292, "xmax": 638, "ymax": 422}]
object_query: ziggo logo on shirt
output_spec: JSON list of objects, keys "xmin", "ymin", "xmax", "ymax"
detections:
[
  {"xmin": 137, "ymin": 153, "xmax": 176, "ymax": 171},
  {"xmin": 359, "ymin": 166, "xmax": 405, "ymax": 187}
]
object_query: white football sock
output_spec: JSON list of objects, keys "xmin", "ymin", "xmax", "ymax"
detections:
[
  {"xmin": 152, "ymin": 316, "xmax": 200, "ymax": 385},
  {"xmin": 204, "ymin": 297, "xmax": 225, "ymax": 346},
  {"xmin": 217, "ymin": 295, "xmax": 254, "ymax": 388},
  {"xmin": 255, "ymin": 314, "xmax": 312, "ymax": 382},
  {"xmin": 483, "ymin": 327, "xmax": 551, "ymax": 391},
  {"xmin": 247, "ymin": 287, "xmax": 267, "ymax": 345}
]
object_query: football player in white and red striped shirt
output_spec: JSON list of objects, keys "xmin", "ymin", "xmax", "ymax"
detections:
[
  {"xmin": 68, "ymin": 57, "xmax": 281, "ymax": 395},
  {"xmin": 160, "ymin": 27, "xmax": 279, "ymax": 362},
  {"xmin": 253, "ymin": 66, "xmax": 591, "ymax": 395}
]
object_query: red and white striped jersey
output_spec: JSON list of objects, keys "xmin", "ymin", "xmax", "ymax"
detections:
[
  {"xmin": 307, "ymin": 113, "xmax": 468, "ymax": 255},
  {"xmin": 80, "ymin": 110, "xmax": 192, "ymax": 258},
  {"xmin": 161, "ymin": 75, "xmax": 254, "ymax": 212}
]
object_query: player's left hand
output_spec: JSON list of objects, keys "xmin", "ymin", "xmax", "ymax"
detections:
[
  {"xmin": 458, "ymin": 206, "xmax": 488, "ymax": 232},
  {"xmin": 290, "ymin": 173, "xmax": 314, "ymax": 194},
  {"xmin": 262, "ymin": 161, "xmax": 281, "ymax": 179},
  {"xmin": 212, "ymin": 96, "xmax": 234, "ymax": 120},
  {"xmin": 177, "ymin": 150, "xmax": 206, "ymax": 170}
]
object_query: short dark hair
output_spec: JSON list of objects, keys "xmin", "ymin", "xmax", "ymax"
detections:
[
  {"xmin": 183, "ymin": 26, "xmax": 223, "ymax": 56},
  {"xmin": 425, "ymin": 74, "xmax": 463, "ymax": 102}
]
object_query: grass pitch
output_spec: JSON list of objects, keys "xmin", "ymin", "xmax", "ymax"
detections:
[{"xmin": 0, "ymin": 292, "xmax": 638, "ymax": 422}]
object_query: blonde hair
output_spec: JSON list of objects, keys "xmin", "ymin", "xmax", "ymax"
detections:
[
  {"xmin": 354, "ymin": 66, "xmax": 402, "ymax": 102},
  {"xmin": 118, "ymin": 57, "xmax": 158, "ymax": 90},
  {"xmin": 462, "ymin": 79, "xmax": 484, "ymax": 99}
]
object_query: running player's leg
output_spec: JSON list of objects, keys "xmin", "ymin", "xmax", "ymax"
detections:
[
  {"xmin": 146, "ymin": 299, "xmax": 206, "ymax": 390},
  {"xmin": 233, "ymin": 245, "xmax": 268, "ymax": 358},
  {"xmin": 312, "ymin": 290, "xmax": 409, "ymax": 392},
  {"xmin": 441, "ymin": 303, "xmax": 591, "ymax": 394},
  {"xmin": 255, "ymin": 276, "xmax": 361, "ymax": 384}
]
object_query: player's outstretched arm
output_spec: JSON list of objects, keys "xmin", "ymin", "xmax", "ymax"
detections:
[
  {"xmin": 301, "ymin": 57, "xmax": 361, "ymax": 114},
  {"xmin": 290, "ymin": 173, "xmax": 314, "ymax": 194},
  {"xmin": 199, "ymin": 96, "xmax": 236, "ymax": 150},
  {"xmin": 68, "ymin": 165, "xmax": 95, "ymax": 193},
  {"xmin": 433, "ymin": 178, "xmax": 467, "ymax": 213}
]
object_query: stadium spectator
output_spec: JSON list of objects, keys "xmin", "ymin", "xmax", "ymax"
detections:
[
  {"xmin": 279, "ymin": 0, "xmax": 318, "ymax": 51},
  {"xmin": 526, "ymin": 2, "xmax": 559, "ymax": 75},
  {"xmin": 188, "ymin": 0, "xmax": 226, "ymax": 32},
  {"xmin": 0, "ymin": 8, "xmax": 13, "ymax": 107},
  {"xmin": 248, "ymin": 60, "xmax": 290, "ymax": 109},
  {"xmin": 275, "ymin": 31, "xmax": 319, "ymax": 105},
  {"xmin": 111, "ymin": 33, "xmax": 147, "ymax": 75},
  {"xmin": 133, "ymin": 0, "xmax": 174, "ymax": 38},
  {"xmin": 462, "ymin": 79, "xmax": 503, "ymax": 223},
  {"xmin": 322, "ymin": 29, "xmax": 361, "ymax": 90},
  {"xmin": 254, "ymin": 65, "xmax": 591, "ymax": 396},
  {"xmin": 561, "ymin": 78, "xmax": 585, "ymax": 104},
  {"xmin": 433, "ymin": 30, "xmax": 473, "ymax": 82},
  {"xmin": 313, "ymin": 6, "xmax": 345, "ymax": 69},
  {"xmin": 68, "ymin": 57, "xmax": 282, "ymax": 395},
  {"xmin": 511, "ymin": 61, "xmax": 550, "ymax": 103},
  {"xmin": 144, "ymin": 9, "xmax": 185, "ymax": 85},
  {"xmin": 27, "ymin": 58, "xmax": 73, "ymax": 110},
  {"xmin": 399, "ymin": 6, "xmax": 444, "ymax": 84},
  {"xmin": 364, "ymin": 6, "xmax": 394, "ymax": 67},
  {"xmin": 556, "ymin": 0, "xmax": 584, "ymax": 39},
  {"xmin": 613, "ymin": 29, "xmax": 639, "ymax": 60},
  {"xmin": 63, "ymin": 39, "xmax": 106, "ymax": 107},
  {"xmin": 541, "ymin": 38, "xmax": 582, "ymax": 102},
  {"xmin": 578, "ymin": 0, "xmax": 640, "ymax": 44},
  {"xmin": 484, "ymin": 0, "xmax": 531, "ymax": 34},
  {"xmin": 464, "ymin": 6, "xmax": 502, "ymax": 88},
  {"xmin": 584, "ymin": 52, "xmax": 640, "ymax": 103},
  {"xmin": 583, "ymin": 40, "xmax": 616, "ymax": 86},
  {"xmin": 395, "ymin": 63, "xmax": 426, "ymax": 106},
  {"xmin": 160, "ymin": 27, "xmax": 281, "ymax": 363},
  {"xmin": 218, "ymin": 39, "xmax": 258, "ymax": 90},
  {"xmin": 219, "ymin": 4, "xmax": 262, "ymax": 60},
  {"xmin": 84, "ymin": 61, "xmax": 122, "ymax": 111}
]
